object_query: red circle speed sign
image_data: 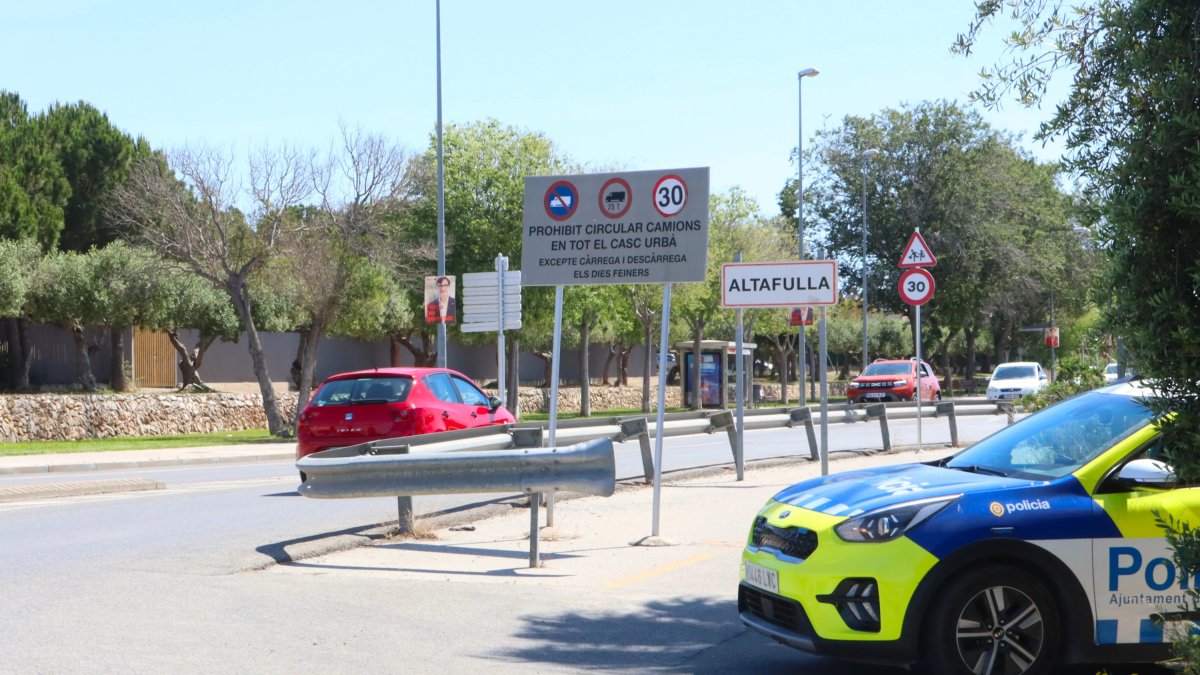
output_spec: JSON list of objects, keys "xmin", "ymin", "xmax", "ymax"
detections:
[{"xmin": 898, "ymin": 268, "xmax": 935, "ymax": 306}]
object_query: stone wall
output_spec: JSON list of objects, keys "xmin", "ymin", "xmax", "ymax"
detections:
[
  {"xmin": 494, "ymin": 386, "xmax": 684, "ymax": 416},
  {"xmin": 0, "ymin": 388, "xmax": 682, "ymax": 442},
  {"xmin": 2, "ymin": 382, "xmax": 843, "ymax": 442},
  {"xmin": 0, "ymin": 393, "xmax": 299, "ymax": 443}
]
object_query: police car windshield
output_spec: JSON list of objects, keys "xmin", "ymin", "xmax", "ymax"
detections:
[{"xmin": 947, "ymin": 392, "xmax": 1154, "ymax": 479}]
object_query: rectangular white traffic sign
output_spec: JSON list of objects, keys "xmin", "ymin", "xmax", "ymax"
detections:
[
  {"xmin": 462, "ymin": 269, "xmax": 522, "ymax": 332},
  {"xmin": 521, "ymin": 167, "xmax": 710, "ymax": 286},
  {"xmin": 721, "ymin": 261, "xmax": 838, "ymax": 308}
]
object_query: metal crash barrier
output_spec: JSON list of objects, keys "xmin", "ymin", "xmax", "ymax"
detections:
[
  {"xmin": 297, "ymin": 438, "xmax": 616, "ymax": 500},
  {"xmin": 299, "ymin": 438, "xmax": 616, "ymax": 568}
]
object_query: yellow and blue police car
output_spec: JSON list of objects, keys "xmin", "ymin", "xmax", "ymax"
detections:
[{"xmin": 739, "ymin": 381, "xmax": 1198, "ymax": 674}]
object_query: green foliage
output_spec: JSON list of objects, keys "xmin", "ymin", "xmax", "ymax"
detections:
[
  {"xmin": 404, "ymin": 119, "xmax": 571, "ymax": 352},
  {"xmin": 1019, "ymin": 355, "xmax": 1104, "ymax": 411},
  {"xmin": 959, "ymin": 0, "xmax": 1200, "ymax": 490},
  {"xmin": 1156, "ymin": 510, "xmax": 1200, "ymax": 670},
  {"xmin": 802, "ymin": 100, "xmax": 1085, "ymax": 372},
  {"xmin": 0, "ymin": 237, "xmax": 39, "ymax": 317},
  {"xmin": 41, "ymin": 101, "xmax": 136, "ymax": 252},
  {"xmin": 0, "ymin": 91, "xmax": 69, "ymax": 249}
]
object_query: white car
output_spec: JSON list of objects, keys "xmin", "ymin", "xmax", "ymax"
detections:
[
  {"xmin": 1104, "ymin": 362, "xmax": 1121, "ymax": 383},
  {"xmin": 985, "ymin": 361, "xmax": 1048, "ymax": 401}
]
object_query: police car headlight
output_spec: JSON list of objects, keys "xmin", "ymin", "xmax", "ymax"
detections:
[{"xmin": 835, "ymin": 495, "xmax": 959, "ymax": 542}]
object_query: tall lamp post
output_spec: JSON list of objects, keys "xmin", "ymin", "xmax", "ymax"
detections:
[
  {"xmin": 860, "ymin": 148, "xmax": 879, "ymax": 371},
  {"xmin": 797, "ymin": 66, "xmax": 819, "ymax": 405}
]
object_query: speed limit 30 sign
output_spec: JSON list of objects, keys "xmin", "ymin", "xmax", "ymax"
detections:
[{"xmin": 898, "ymin": 268, "xmax": 935, "ymax": 305}]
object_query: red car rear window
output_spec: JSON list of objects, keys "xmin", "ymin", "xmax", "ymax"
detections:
[{"xmin": 311, "ymin": 376, "xmax": 413, "ymax": 406}]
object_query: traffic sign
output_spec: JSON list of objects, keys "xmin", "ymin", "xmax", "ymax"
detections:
[
  {"xmin": 898, "ymin": 268, "xmax": 935, "ymax": 305},
  {"xmin": 462, "ymin": 270, "xmax": 523, "ymax": 332},
  {"xmin": 898, "ymin": 230, "xmax": 937, "ymax": 268},
  {"xmin": 652, "ymin": 174, "xmax": 688, "ymax": 217},
  {"xmin": 522, "ymin": 167, "xmax": 710, "ymax": 286},
  {"xmin": 543, "ymin": 181, "xmax": 579, "ymax": 221},
  {"xmin": 721, "ymin": 261, "xmax": 838, "ymax": 308},
  {"xmin": 599, "ymin": 177, "xmax": 632, "ymax": 219}
]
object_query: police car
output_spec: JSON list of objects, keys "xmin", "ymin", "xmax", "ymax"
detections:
[{"xmin": 739, "ymin": 381, "xmax": 1198, "ymax": 674}]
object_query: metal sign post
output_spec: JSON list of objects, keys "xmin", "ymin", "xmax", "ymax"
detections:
[
  {"xmin": 496, "ymin": 255, "xmax": 507, "ymax": 407},
  {"xmin": 545, "ymin": 284, "xmax": 565, "ymax": 533},
  {"xmin": 819, "ymin": 306, "xmax": 830, "ymax": 476},
  {"xmin": 651, "ymin": 283, "xmax": 672, "ymax": 536},
  {"xmin": 897, "ymin": 228, "xmax": 937, "ymax": 455},
  {"xmin": 732, "ymin": 253, "xmax": 745, "ymax": 481},
  {"xmin": 916, "ymin": 303, "xmax": 923, "ymax": 452}
]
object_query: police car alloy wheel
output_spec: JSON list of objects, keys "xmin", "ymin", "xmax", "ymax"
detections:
[{"xmin": 923, "ymin": 566, "xmax": 1060, "ymax": 675}]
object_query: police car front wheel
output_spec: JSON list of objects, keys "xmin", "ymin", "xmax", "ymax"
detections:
[{"xmin": 923, "ymin": 565, "xmax": 1061, "ymax": 675}]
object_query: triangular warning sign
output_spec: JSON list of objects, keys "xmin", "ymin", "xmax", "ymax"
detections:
[{"xmin": 898, "ymin": 230, "xmax": 937, "ymax": 268}]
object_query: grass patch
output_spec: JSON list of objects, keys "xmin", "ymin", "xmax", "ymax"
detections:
[{"xmin": 0, "ymin": 428, "xmax": 287, "ymax": 457}]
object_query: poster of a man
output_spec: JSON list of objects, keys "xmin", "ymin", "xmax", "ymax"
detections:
[{"xmin": 425, "ymin": 275, "xmax": 456, "ymax": 323}]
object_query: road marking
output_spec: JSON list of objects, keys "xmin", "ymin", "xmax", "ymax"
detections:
[{"xmin": 602, "ymin": 549, "xmax": 721, "ymax": 589}]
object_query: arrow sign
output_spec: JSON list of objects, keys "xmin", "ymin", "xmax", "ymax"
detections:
[{"xmin": 898, "ymin": 230, "xmax": 937, "ymax": 268}]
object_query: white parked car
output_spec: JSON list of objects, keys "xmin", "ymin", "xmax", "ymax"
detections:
[
  {"xmin": 1104, "ymin": 362, "xmax": 1121, "ymax": 383},
  {"xmin": 985, "ymin": 361, "xmax": 1048, "ymax": 401}
]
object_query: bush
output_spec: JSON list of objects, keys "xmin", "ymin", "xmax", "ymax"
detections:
[{"xmin": 1019, "ymin": 356, "xmax": 1106, "ymax": 412}]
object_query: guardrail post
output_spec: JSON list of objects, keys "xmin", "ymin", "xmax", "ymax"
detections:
[
  {"xmin": 617, "ymin": 417, "xmax": 654, "ymax": 485},
  {"xmin": 394, "ymin": 445, "xmax": 414, "ymax": 535},
  {"xmin": 865, "ymin": 403, "xmax": 891, "ymax": 452},
  {"xmin": 529, "ymin": 490, "xmax": 541, "ymax": 568},
  {"xmin": 936, "ymin": 401, "xmax": 959, "ymax": 447},
  {"xmin": 706, "ymin": 410, "xmax": 737, "ymax": 463},
  {"xmin": 999, "ymin": 402, "xmax": 1015, "ymax": 425},
  {"xmin": 787, "ymin": 407, "xmax": 819, "ymax": 461}
]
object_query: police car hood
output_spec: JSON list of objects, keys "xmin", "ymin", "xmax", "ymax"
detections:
[{"xmin": 773, "ymin": 462, "xmax": 1016, "ymax": 515}]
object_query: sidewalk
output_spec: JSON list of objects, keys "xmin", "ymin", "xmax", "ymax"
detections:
[{"xmin": 0, "ymin": 443, "xmax": 296, "ymax": 476}]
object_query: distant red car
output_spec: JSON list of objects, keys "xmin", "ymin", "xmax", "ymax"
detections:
[
  {"xmin": 846, "ymin": 358, "xmax": 942, "ymax": 404},
  {"xmin": 296, "ymin": 367, "xmax": 516, "ymax": 461}
]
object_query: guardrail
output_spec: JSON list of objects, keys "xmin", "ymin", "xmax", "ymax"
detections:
[
  {"xmin": 299, "ymin": 438, "xmax": 616, "ymax": 568},
  {"xmin": 296, "ymin": 397, "xmax": 1018, "ymax": 566},
  {"xmin": 299, "ymin": 398, "xmax": 1016, "ymax": 485}
]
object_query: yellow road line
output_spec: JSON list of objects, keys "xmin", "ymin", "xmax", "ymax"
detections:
[{"xmin": 603, "ymin": 549, "xmax": 722, "ymax": 589}]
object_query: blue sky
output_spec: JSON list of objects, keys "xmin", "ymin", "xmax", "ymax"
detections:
[{"xmin": 5, "ymin": 1, "xmax": 1066, "ymax": 216}]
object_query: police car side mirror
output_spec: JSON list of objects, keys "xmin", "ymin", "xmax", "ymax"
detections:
[{"xmin": 1114, "ymin": 459, "xmax": 1176, "ymax": 490}]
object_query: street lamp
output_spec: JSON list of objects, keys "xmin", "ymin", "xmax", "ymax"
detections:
[
  {"xmin": 860, "ymin": 148, "xmax": 880, "ymax": 371},
  {"xmin": 797, "ymin": 66, "xmax": 819, "ymax": 405}
]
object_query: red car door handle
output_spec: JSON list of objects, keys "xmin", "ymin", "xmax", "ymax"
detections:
[
  {"xmin": 470, "ymin": 412, "xmax": 478, "ymax": 418},
  {"xmin": 441, "ymin": 411, "xmax": 449, "ymax": 418}
]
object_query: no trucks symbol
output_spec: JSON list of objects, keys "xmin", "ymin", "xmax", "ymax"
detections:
[
  {"xmin": 599, "ymin": 177, "xmax": 632, "ymax": 219},
  {"xmin": 544, "ymin": 181, "xmax": 579, "ymax": 221}
]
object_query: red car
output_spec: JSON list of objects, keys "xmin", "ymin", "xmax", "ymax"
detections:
[
  {"xmin": 296, "ymin": 367, "xmax": 516, "ymax": 460},
  {"xmin": 846, "ymin": 358, "xmax": 942, "ymax": 404}
]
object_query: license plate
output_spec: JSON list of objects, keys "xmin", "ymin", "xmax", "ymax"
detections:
[
  {"xmin": 863, "ymin": 392, "xmax": 886, "ymax": 399},
  {"xmin": 1001, "ymin": 393, "xmax": 1021, "ymax": 399},
  {"xmin": 744, "ymin": 561, "xmax": 779, "ymax": 594}
]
